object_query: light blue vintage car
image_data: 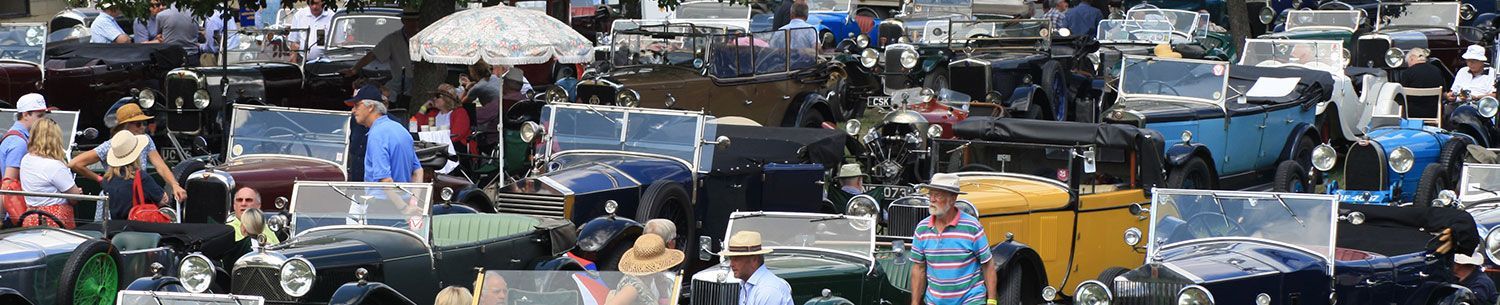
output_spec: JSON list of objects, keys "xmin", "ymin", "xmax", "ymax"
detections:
[{"xmin": 1100, "ymin": 55, "xmax": 1327, "ymax": 190}]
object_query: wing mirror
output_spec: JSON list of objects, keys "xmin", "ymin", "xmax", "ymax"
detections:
[
  {"xmin": 703, "ymin": 135, "xmax": 731, "ymax": 148},
  {"xmin": 1129, "ymin": 203, "xmax": 1148, "ymax": 220},
  {"xmin": 698, "ymin": 235, "xmax": 715, "ymax": 261},
  {"xmin": 77, "ymin": 127, "xmax": 98, "ymax": 140}
]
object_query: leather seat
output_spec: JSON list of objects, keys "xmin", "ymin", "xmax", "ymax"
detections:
[
  {"xmin": 112, "ymin": 231, "xmax": 162, "ymax": 252},
  {"xmin": 430, "ymin": 214, "xmax": 540, "ymax": 248}
]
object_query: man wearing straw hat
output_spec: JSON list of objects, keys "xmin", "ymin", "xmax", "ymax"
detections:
[
  {"xmin": 723, "ymin": 231, "xmax": 792, "ymax": 305},
  {"xmin": 910, "ymin": 173, "xmax": 996, "ymax": 305},
  {"xmin": 829, "ymin": 164, "xmax": 873, "ymax": 208}
]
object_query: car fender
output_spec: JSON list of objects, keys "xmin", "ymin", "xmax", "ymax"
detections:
[
  {"xmin": 328, "ymin": 281, "xmax": 416, "ymax": 305},
  {"xmin": 1167, "ymin": 142, "xmax": 1211, "ymax": 167},
  {"xmin": 803, "ymin": 295, "xmax": 855, "ymax": 305},
  {"xmin": 1447, "ymin": 105, "xmax": 1494, "ymax": 147},
  {"xmin": 574, "ymin": 215, "xmax": 644, "ymax": 259},
  {"xmin": 1006, "ymin": 85, "xmax": 1041, "ymax": 112},
  {"xmin": 454, "ymin": 186, "xmax": 495, "ymax": 213},
  {"xmin": 125, "ymin": 275, "xmax": 184, "ymax": 292},
  {"xmin": 1277, "ymin": 122, "xmax": 1320, "ymax": 162},
  {"xmin": 989, "ymin": 239, "xmax": 1049, "ymax": 289},
  {"xmin": 0, "ymin": 288, "xmax": 33, "ymax": 305},
  {"xmin": 790, "ymin": 93, "xmax": 836, "ymax": 124}
]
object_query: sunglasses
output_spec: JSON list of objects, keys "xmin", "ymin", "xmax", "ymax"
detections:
[{"xmin": 234, "ymin": 197, "xmax": 256, "ymax": 202}]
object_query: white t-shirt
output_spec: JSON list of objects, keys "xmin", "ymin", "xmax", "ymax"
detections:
[
  {"xmin": 1452, "ymin": 66, "xmax": 1497, "ymax": 97},
  {"xmin": 288, "ymin": 8, "xmax": 334, "ymax": 61},
  {"xmin": 20, "ymin": 154, "xmax": 75, "ymax": 207}
]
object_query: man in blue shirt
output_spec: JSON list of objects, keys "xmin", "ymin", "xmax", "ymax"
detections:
[
  {"xmin": 722, "ymin": 231, "xmax": 793, "ymax": 305},
  {"xmin": 345, "ymin": 83, "xmax": 402, "ymax": 180},
  {"xmin": 90, "ymin": 2, "xmax": 130, "ymax": 44},
  {"xmin": 1062, "ymin": 0, "xmax": 1104, "ymax": 38},
  {"xmin": 2, "ymin": 94, "xmax": 51, "ymax": 181},
  {"xmin": 352, "ymin": 93, "xmax": 421, "ymax": 183}
]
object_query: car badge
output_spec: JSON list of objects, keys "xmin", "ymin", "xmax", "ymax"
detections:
[
  {"xmin": 232, "ymin": 144, "xmax": 244, "ymax": 156},
  {"xmin": 588, "ymin": 96, "xmax": 600, "ymax": 104},
  {"xmin": 376, "ymin": 19, "xmax": 388, "ymax": 26},
  {"xmin": 175, "ymin": 98, "xmax": 184, "ymax": 108}
]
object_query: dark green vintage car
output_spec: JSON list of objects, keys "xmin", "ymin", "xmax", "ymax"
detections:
[
  {"xmin": 1259, "ymin": 9, "xmax": 1362, "ymax": 51},
  {"xmin": 689, "ymin": 211, "xmax": 915, "ymax": 305}
]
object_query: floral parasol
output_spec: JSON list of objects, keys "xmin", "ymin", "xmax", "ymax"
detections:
[{"xmin": 409, "ymin": 5, "xmax": 594, "ymax": 65}]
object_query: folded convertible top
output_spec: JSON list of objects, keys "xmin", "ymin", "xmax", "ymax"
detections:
[
  {"xmin": 710, "ymin": 124, "xmax": 846, "ymax": 175},
  {"xmin": 1228, "ymin": 64, "xmax": 1336, "ymax": 105},
  {"xmin": 955, "ymin": 116, "xmax": 1161, "ymax": 149},
  {"xmin": 46, "ymin": 43, "xmax": 185, "ymax": 68}
]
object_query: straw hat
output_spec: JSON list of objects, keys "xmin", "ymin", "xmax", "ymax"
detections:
[
  {"xmin": 836, "ymin": 164, "xmax": 866, "ymax": 179},
  {"xmin": 115, "ymin": 103, "xmax": 154, "ymax": 125},
  {"xmin": 919, "ymin": 173, "xmax": 967, "ymax": 195},
  {"xmin": 619, "ymin": 234, "xmax": 684, "ymax": 276},
  {"xmin": 105, "ymin": 130, "xmax": 148, "ymax": 167},
  {"xmin": 719, "ymin": 231, "xmax": 773, "ymax": 257}
]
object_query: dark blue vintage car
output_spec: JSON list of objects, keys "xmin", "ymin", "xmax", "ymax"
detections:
[
  {"xmin": 1101, "ymin": 56, "xmax": 1327, "ymax": 190},
  {"xmin": 1448, "ymin": 163, "xmax": 1500, "ymax": 286},
  {"xmin": 1074, "ymin": 189, "xmax": 1482, "ymax": 305}
]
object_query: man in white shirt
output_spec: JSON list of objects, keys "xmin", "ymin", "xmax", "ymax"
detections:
[
  {"xmin": 288, "ymin": 0, "xmax": 334, "ymax": 62},
  {"xmin": 201, "ymin": 9, "xmax": 242, "ymax": 60},
  {"xmin": 1449, "ymin": 44, "xmax": 1497, "ymax": 101},
  {"xmin": 89, "ymin": 2, "xmax": 130, "ymax": 44}
]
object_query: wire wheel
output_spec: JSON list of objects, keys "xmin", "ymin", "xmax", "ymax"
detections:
[{"xmin": 74, "ymin": 252, "xmax": 119, "ymax": 305}]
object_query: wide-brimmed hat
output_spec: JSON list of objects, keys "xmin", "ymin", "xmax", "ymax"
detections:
[
  {"xmin": 115, "ymin": 103, "xmax": 153, "ymax": 125},
  {"xmin": 105, "ymin": 130, "xmax": 148, "ymax": 167},
  {"xmin": 429, "ymin": 88, "xmax": 460, "ymax": 105},
  {"xmin": 919, "ymin": 173, "xmax": 967, "ymax": 195},
  {"xmin": 719, "ymin": 231, "xmax": 773, "ymax": 257},
  {"xmin": 619, "ymin": 234, "xmax": 684, "ymax": 275},
  {"xmin": 1457, "ymin": 250, "xmax": 1484, "ymax": 266},
  {"xmin": 837, "ymin": 164, "xmax": 866, "ymax": 179},
  {"xmin": 1463, "ymin": 45, "xmax": 1487, "ymax": 61}
]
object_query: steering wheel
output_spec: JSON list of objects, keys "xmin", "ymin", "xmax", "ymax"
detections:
[
  {"xmin": 1138, "ymin": 80, "xmax": 1181, "ymax": 95},
  {"xmin": 252, "ymin": 126, "xmax": 313, "ymax": 156},
  {"xmin": 964, "ymin": 33, "xmax": 996, "ymax": 48},
  {"xmin": 18, "ymin": 210, "xmax": 65, "ymax": 227},
  {"xmin": 1319, "ymin": 1, "xmax": 1354, "ymax": 10},
  {"xmin": 1178, "ymin": 212, "xmax": 1244, "ymax": 239}
]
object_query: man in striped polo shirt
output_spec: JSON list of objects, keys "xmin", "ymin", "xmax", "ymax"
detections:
[{"xmin": 910, "ymin": 173, "xmax": 997, "ymax": 305}]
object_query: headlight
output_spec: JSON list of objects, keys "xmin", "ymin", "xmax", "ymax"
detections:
[
  {"xmin": 863, "ymin": 129, "xmax": 879, "ymax": 143},
  {"xmin": 1384, "ymin": 48, "xmax": 1405, "ymax": 68},
  {"xmin": 1124, "ymin": 227, "xmax": 1142, "ymax": 246},
  {"xmin": 520, "ymin": 121, "xmax": 544, "ymax": 143},
  {"xmin": 860, "ymin": 48, "xmax": 879, "ymax": 68},
  {"xmin": 1312, "ymin": 144, "xmax": 1337, "ymax": 171},
  {"xmin": 919, "ymin": 88, "xmax": 936, "ymax": 103},
  {"xmin": 193, "ymin": 90, "xmax": 211, "ymax": 109},
  {"xmin": 177, "ymin": 254, "xmax": 214, "ymax": 293},
  {"xmin": 900, "ymin": 49, "xmax": 918, "ymax": 69},
  {"xmin": 955, "ymin": 199, "xmax": 977, "ymax": 216},
  {"xmin": 279, "ymin": 257, "xmax": 316, "ymax": 297},
  {"xmin": 1479, "ymin": 96, "xmax": 1500, "ymax": 118},
  {"xmin": 844, "ymin": 119, "xmax": 861, "ymax": 135},
  {"xmin": 546, "ymin": 87, "xmax": 569, "ymax": 104},
  {"xmin": 1180, "ymin": 130, "xmax": 1192, "ymax": 143},
  {"xmin": 1075, "ymin": 280, "xmax": 1112, "ymax": 305},
  {"xmin": 855, "ymin": 34, "xmax": 869, "ymax": 48},
  {"xmin": 846, "ymin": 194, "xmax": 879, "ymax": 218},
  {"xmin": 616, "ymin": 90, "xmax": 640, "ymax": 107},
  {"xmin": 1485, "ymin": 229, "xmax": 1500, "ymax": 263},
  {"xmin": 1177, "ymin": 285, "xmax": 1214, "ymax": 305},
  {"xmin": 1258, "ymin": 7, "xmax": 1275, "ymax": 24},
  {"xmin": 268, "ymin": 214, "xmax": 287, "ymax": 233},
  {"xmin": 927, "ymin": 124, "xmax": 944, "ymax": 138},
  {"xmin": 1388, "ymin": 146, "xmax": 1414, "ymax": 173},
  {"xmin": 137, "ymin": 89, "xmax": 157, "ymax": 109}
]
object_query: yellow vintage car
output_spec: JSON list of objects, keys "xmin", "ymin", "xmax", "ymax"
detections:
[{"xmin": 878, "ymin": 117, "xmax": 1167, "ymax": 304}]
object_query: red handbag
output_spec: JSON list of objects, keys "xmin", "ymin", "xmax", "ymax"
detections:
[{"xmin": 126, "ymin": 170, "xmax": 170, "ymax": 223}]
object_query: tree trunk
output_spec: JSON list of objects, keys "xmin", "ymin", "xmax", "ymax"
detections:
[
  {"xmin": 409, "ymin": 0, "xmax": 458, "ymax": 111},
  {"xmin": 1225, "ymin": 0, "xmax": 1250, "ymax": 58}
]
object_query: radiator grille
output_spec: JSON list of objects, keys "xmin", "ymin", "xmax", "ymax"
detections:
[
  {"xmin": 1355, "ymin": 38, "xmax": 1391, "ymax": 69},
  {"xmin": 576, "ymin": 84, "xmax": 617, "ymax": 105},
  {"xmin": 1344, "ymin": 142, "xmax": 1386, "ymax": 191},
  {"xmin": 493, "ymin": 192, "xmax": 566, "ymax": 217},
  {"xmin": 231, "ymin": 267, "xmax": 291, "ymax": 302},
  {"xmin": 690, "ymin": 277, "xmax": 741, "ymax": 305},
  {"xmin": 949, "ymin": 63, "xmax": 988, "ymax": 100},
  {"xmin": 1112, "ymin": 279, "xmax": 1186, "ymax": 305},
  {"xmin": 165, "ymin": 76, "xmax": 204, "ymax": 131},
  {"xmin": 886, "ymin": 203, "xmax": 929, "ymax": 237}
]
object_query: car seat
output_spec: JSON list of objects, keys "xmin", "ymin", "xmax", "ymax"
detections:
[{"xmin": 112, "ymin": 231, "xmax": 162, "ymax": 252}]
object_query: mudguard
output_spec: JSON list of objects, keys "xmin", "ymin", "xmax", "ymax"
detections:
[
  {"xmin": 125, "ymin": 276, "xmax": 187, "ymax": 292},
  {"xmin": 573, "ymin": 215, "xmax": 644, "ymax": 261},
  {"xmin": 804, "ymin": 294, "xmax": 855, "ymax": 305},
  {"xmin": 1276, "ymin": 123, "xmax": 1320, "ymax": 162},
  {"xmin": 535, "ymin": 255, "xmax": 589, "ymax": 271},
  {"xmin": 1166, "ymin": 142, "xmax": 1210, "ymax": 167},
  {"xmin": 454, "ymin": 186, "xmax": 493, "ymax": 213},
  {"xmin": 1006, "ymin": 85, "xmax": 1041, "ymax": 112},
  {"xmin": 989, "ymin": 239, "xmax": 1049, "ymax": 290},
  {"xmin": 0, "ymin": 288, "xmax": 33, "ymax": 305},
  {"xmin": 1447, "ymin": 105, "xmax": 1496, "ymax": 148},
  {"xmin": 328, "ymin": 281, "xmax": 416, "ymax": 305},
  {"xmin": 792, "ymin": 94, "xmax": 835, "ymax": 124}
]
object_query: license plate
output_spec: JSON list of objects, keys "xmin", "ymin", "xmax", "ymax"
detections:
[
  {"xmin": 868, "ymin": 184, "xmax": 914, "ymax": 199},
  {"xmin": 868, "ymin": 96, "xmax": 891, "ymax": 108}
]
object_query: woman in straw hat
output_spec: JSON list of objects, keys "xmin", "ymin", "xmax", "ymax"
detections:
[
  {"xmin": 99, "ymin": 130, "xmax": 166, "ymax": 221},
  {"xmin": 18, "ymin": 118, "xmax": 81, "ymax": 228},
  {"xmin": 608, "ymin": 234, "xmax": 683, "ymax": 305},
  {"xmin": 67, "ymin": 103, "xmax": 187, "ymax": 202},
  {"xmin": 413, "ymin": 83, "xmax": 475, "ymax": 154}
]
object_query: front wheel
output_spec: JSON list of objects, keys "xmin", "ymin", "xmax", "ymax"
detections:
[
  {"xmin": 1413, "ymin": 163, "xmax": 1450, "ymax": 207},
  {"xmin": 1166, "ymin": 157, "xmax": 1213, "ymax": 189},
  {"xmin": 796, "ymin": 108, "xmax": 829, "ymax": 129},
  {"xmin": 997, "ymin": 265, "xmax": 1024, "ymax": 305},
  {"xmin": 1273, "ymin": 160, "xmax": 1311, "ymax": 193},
  {"xmin": 58, "ymin": 240, "xmax": 122, "ymax": 305}
]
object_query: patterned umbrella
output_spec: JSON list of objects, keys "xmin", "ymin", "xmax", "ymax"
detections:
[{"xmin": 409, "ymin": 5, "xmax": 594, "ymax": 65}]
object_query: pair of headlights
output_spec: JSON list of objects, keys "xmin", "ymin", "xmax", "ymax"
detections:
[
  {"xmin": 178, "ymin": 254, "xmax": 316, "ymax": 298},
  {"xmin": 137, "ymin": 89, "xmax": 212, "ymax": 110},
  {"xmin": 1309, "ymin": 144, "xmax": 1414, "ymax": 174},
  {"xmin": 1074, "ymin": 281, "xmax": 1214, "ymax": 305},
  {"xmin": 860, "ymin": 48, "xmax": 918, "ymax": 70}
]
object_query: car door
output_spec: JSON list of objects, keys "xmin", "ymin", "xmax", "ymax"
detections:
[
  {"xmin": 710, "ymin": 31, "xmax": 796, "ymax": 126},
  {"xmin": 1258, "ymin": 101, "xmax": 1309, "ymax": 169},
  {"xmin": 1219, "ymin": 101, "xmax": 1267, "ymax": 176}
]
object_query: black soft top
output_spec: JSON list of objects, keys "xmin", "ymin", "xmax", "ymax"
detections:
[
  {"xmin": 953, "ymin": 117, "xmax": 1166, "ymax": 187},
  {"xmin": 46, "ymin": 43, "xmax": 185, "ymax": 69},
  {"xmin": 77, "ymin": 220, "xmax": 240, "ymax": 258},
  {"xmin": 710, "ymin": 125, "xmax": 846, "ymax": 175},
  {"xmin": 1336, "ymin": 203, "xmax": 1479, "ymax": 257},
  {"xmin": 1227, "ymin": 64, "xmax": 1335, "ymax": 105}
]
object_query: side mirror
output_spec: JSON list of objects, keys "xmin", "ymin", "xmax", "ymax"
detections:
[
  {"xmin": 704, "ymin": 135, "xmax": 731, "ymax": 148},
  {"xmin": 1129, "ymin": 203, "xmax": 1148, "ymax": 219},
  {"xmin": 698, "ymin": 235, "xmax": 714, "ymax": 261},
  {"xmin": 78, "ymin": 127, "xmax": 98, "ymax": 140}
]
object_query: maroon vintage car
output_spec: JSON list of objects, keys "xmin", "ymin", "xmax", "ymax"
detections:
[
  {"xmin": 856, "ymin": 87, "xmax": 982, "ymax": 185},
  {"xmin": 1353, "ymin": 2, "xmax": 1477, "ymax": 77}
]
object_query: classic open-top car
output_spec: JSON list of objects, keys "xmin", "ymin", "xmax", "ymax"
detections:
[
  {"xmin": 1260, "ymin": 9, "xmax": 1364, "ymax": 46},
  {"xmin": 1076, "ymin": 189, "xmax": 1482, "ymax": 305},
  {"xmin": 0, "ymin": 22, "xmax": 183, "ymax": 134},
  {"xmin": 1353, "ymin": 2, "xmax": 1480, "ymax": 71},
  {"xmin": 937, "ymin": 19, "xmax": 1097, "ymax": 121},
  {"xmin": 1090, "ymin": 8, "xmax": 1237, "ymax": 109},
  {"xmin": 577, "ymin": 24, "xmax": 841, "ymax": 127},
  {"xmin": 1122, "ymin": 0, "xmax": 1277, "ymax": 37},
  {"xmin": 1445, "ymin": 163, "xmax": 1500, "ymax": 285},
  {"xmin": 494, "ymin": 103, "xmax": 846, "ymax": 271},
  {"xmin": 1238, "ymin": 39, "xmax": 1402, "ymax": 145},
  {"xmin": 130, "ymin": 181, "xmax": 577, "ymax": 305},
  {"xmin": 690, "ymin": 212, "xmax": 906, "ymax": 305},
  {"xmin": 1101, "ymin": 55, "xmax": 1327, "ymax": 190}
]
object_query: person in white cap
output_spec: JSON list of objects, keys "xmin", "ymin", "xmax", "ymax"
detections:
[
  {"xmin": 1455, "ymin": 250, "xmax": 1496, "ymax": 304},
  {"xmin": 1448, "ymin": 45, "xmax": 1496, "ymax": 101},
  {"xmin": 910, "ymin": 173, "xmax": 996, "ymax": 305},
  {"xmin": 1, "ymin": 94, "xmax": 51, "ymax": 182},
  {"xmin": 721, "ymin": 230, "xmax": 792, "ymax": 305}
]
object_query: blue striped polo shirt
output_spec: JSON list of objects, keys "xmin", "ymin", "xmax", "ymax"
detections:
[{"xmin": 910, "ymin": 212, "xmax": 992, "ymax": 305}]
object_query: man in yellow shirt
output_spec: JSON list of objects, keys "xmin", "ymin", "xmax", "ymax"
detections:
[{"xmin": 227, "ymin": 187, "xmax": 280, "ymax": 245}]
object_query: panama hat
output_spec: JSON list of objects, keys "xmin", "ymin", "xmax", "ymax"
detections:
[
  {"xmin": 719, "ymin": 231, "xmax": 773, "ymax": 257},
  {"xmin": 919, "ymin": 173, "xmax": 967, "ymax": 195},
  {"xmin": 619, "ymin": 234, "xmax": 684, "ymax": 276},
  {"xmin": 836, "ymin": 164, "xmax": 867, "ymax": 179},
  {"xmin": 105, "ymin": 130, "xmax": 148, "ymax": 167},
  {"xmin": 1463, "ymin": 45, "xmax": 1488, "ymax": 62}
]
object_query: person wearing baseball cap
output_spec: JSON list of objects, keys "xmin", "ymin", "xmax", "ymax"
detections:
[
  {"xmin": 910, "ymin": 173, "xmax": 997, "ymax": 305},
  {"xmin": 66, "ymin": 103, "xmax": 188, "ymax": 202},
  {"xmin": 1455, "ymin": 250, "xmax": 1496, "ymax": 304},
  {"xmin": 1448, "ymin": 44, "xmax": 1496, "ymax": 102},
  {"xmin": 721, "ymin": 231, "xmax": 792, "ymax": 305},
  {"xmin": 0, "ymin": 93, "xmax": 51, "ymax": 224},
  {"xmin": 344, "ymin": 83, "xmax": 401, "ymax": 180}
]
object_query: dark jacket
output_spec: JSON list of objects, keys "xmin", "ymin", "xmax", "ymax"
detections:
[
  {"xmin": 1461, "ymin": 270, "xmax": 1497, "ymax": 305},
  {"xmin": 773, "ymin": 0, "xmax": 793, "ymax": 31},
  {"xmin": 1399, "ymin": 62, "xmax": 1449, "ymax": 117},
  {"xmin": 102, "ymin": 173, "xmax": 164, "ymax": 221}
]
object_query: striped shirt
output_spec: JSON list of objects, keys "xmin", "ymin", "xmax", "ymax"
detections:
[{"xmin": 910, "ymin": 212, "xmax": 992, "ymax": 305}]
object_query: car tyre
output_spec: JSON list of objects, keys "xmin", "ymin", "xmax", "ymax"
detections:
[
  {"xmin": 830, "ymin": 72, "xmax": 862, "ymax": 120},
  {"xmin": 595, "ymin": 237, "xmax": 635, "ymax": 272},
  {"xmin": 59, "ymin": 239, "xmax": 123, "ymax": 305},
  {"xmin": 1040, "ymin": 61, "xmax": 1067, "ymax": 121},
  {"xmin": 1439, "ymin": 136, "xmax": 1472, "ymax": 183},
  {"xmin": 796, "ymin": 107, "xmax": 828, "ymax": 128},
  {"xmin": 1097, "ymin": 266, "xmax": 1130, "ymax": 283},
  {"xmin": 1166, "ymin": 157, "xmax": 1212, "ymax": 189},
  {"xmin": 1273, "ymin": 160, "xmax": 1310, "ymax": 193},
  {"xmin": 925, "ymin": 67, "xmax": 949, "ymax": 92},
  {"xmin": 1413, "ymin": 163, "xmax": 1449, "ymax": 208},
  {"xmin": 1293, "ymin": 135, "xmax": 1318, "ymax": 170},
  {"xmin": 172, "ymin": 159, "xmax": 207, "ymax": 184},
  {"xmin": 998, "ymin": 265, "xmax": 1024, "ymax": 305},
  {"xmin": 636, "ymin": 181, "xmax": 694, "ymax": 258}
]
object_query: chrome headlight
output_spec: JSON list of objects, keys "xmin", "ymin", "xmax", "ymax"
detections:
[
  {"xmin": 279, "ymin": 257, "xmax": 316, "ymax": 297},
  {"xmin": 178, "ymin": 254, "xmax": 214, "ymax": 293},
  {"xmin": 267, "ymin": 214, "xmax": 287, "ymax": 233},
  {"xmin": 1124, "ymin": 227, "xmax": 1142, "ymax": 246},
  {"xmin": 1479, "ymin": 96, "xmax": 1500, "ymax": 118},
  {"xmin": 955, "ymin": 199, "xmax": 977, "ymax": 216},
  {"xmin": 1258, "ymin": 7, "xmax": 1275, "ymax": 24},
  {"xmin": 193, "ymin": 90, "xmax": 211, "ymax": 109},
  {"xmin": 1177, "ymin": 285, "xmax": 1214, "ymax": 305},
  {"xmin": 855, "ymin": 34, "xmax": 869, "ymax": 48},
  {"xmin": 1075, "ymin": 280, "xmax": 1112, "ymax": 305},
  {"xmin": 1312, "ymin": 144, "xmax": 1337, "ymax": 171},
  {"xmin": 1388, "ymin": 146, "xmax": 1414, "ymax": 173},
  {"xmin": 860, "ymin": 48, "xmax": 879, "ymax": 68},
  {"xmin": 137, "ymin": 89, "xmax": 157, "ymax": 109},
  {"xmin": 616, "ymin": 90, "xmax": 640, "ymax": 107},
  {"xmin": 900, "ymin": 49, "xmax": 918, "ymax": 69},
  {"xmin": 1384, "ymin": 48, "xmax": 1405, "ymax": 68},
  {"xmin": 519, "ymin": 121, "xmax": 544, "ymax": 143},
  {"xmin": 927, "ymin": 124, "xmax": 944, "ymax": 138},
  {"xmin": 1180, "ymin": 130, "xmax": 1193, "ymax": 143},
  {"xmin": 846, "ymin": 194, "xmax": 879, "ymax": 218},
  {"xmin": 919, "ymin": 88, "xmax": 935, "ymax": 103},
  {"xmin": 844, "ymin": 119, "xmax": 861, "ymax": 135},
  {"xmin": 1485, "ymin": 229, "xmax": 1500, "ymax": 263},
  {"xmin": 546, "ymin": 87, "xmax": 569, "ymax": 104}
]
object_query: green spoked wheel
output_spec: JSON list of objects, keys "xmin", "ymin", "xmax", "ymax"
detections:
[{"xmin": 59, "ymin": 240, "xmax": 122, "ymax": 305}]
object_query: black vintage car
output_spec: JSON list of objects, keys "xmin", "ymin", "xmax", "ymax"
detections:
[
  {"xmin": 128, "ymin": 181, "xmax": 576, "ymax": 304},
  {"xmin": 941, "ymin": 19, "xmax": 1098, "ymax": 122}
]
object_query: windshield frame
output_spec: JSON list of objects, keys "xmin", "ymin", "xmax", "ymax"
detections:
[
  {"xmin": 1122, "ymin": 8, "xmax": 1203, "ymax": 43},
  {"xmin": 1460, "ymin": 164, "xmax": 1500, "ymax": 208},
  {"xmin": 724, "ymin": 211, "xmax": 876, "ymax": 264},
  {"xmin": 1095, "ymin": 19, "xmax": 1174, "ymax": 44},
  {"xmin": 1237, "ymin": 38, "xmax": 1348, "ymax": 71},
  {"xmin": 224, "ymin": 104, "xmax": 351, "ymax": 168},
  {"xmin": 1376, "ymin": 2, "xmax": 1460, "ymax": 31},
  {"xmin": 942, "ymin": 19, "xmax": 1052, "ymax": 51},
  {"xmin": 0, "ymin": 23, "xmax": 45, "ymax": 70},
  {"xmin": 0, "ymin": 109, "xmax": 80, "ymax": 158},
  {"xmin": 118, "ymin": 291, "xmax": 265, "ymax": 305},
  {"xmin": 1283, "ymin": 10, "xmax": 1363, "ymax": 32},
  {"xmin": 222, "ymin": 27, "xmax": 309, "ymax": 65},
  {"xmin": 325, "ymin": 15, "xmax": 400, "ymax": 50},
  {"xmin": 807, "ymin": 0, "xmax": 853, "ymax": 13},
  {"xmin": 1148, "ymin": 189, "xmax": 1337, "ymax": 276},
  {"xmin": 287, "ymin": 181, "xmax": 433, "ymax": 243},
  {"xmin": 543, "ymin": 103, "xmax": 714, "ymax": 173},
  {"xmin": 608, "ymin": 23, "xmax": 729, "ymax": 68},
  {"xmin": 671, "ymin": 0, "xmax": 752, "ymax": 20},
  {"xmin": 1116, "ymin": 55, "xmax": 1230, "ymax": 107}
]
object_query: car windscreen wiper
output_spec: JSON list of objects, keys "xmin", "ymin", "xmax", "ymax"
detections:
[
  {"xmin": 580, "ymin": 104, "xmax": 619, "ymax": 125},
  {"xmin": 1272, "ymin": 194, "xmax": 1305, "ymax": 226}
]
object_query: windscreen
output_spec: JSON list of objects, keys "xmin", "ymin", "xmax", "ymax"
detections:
[
  {"xmin": 1284, "ymin": 10, "xmax": 1362, "ymax": 31},
  {"xmin": 227, "ymin": 105, "xmax": 350, "ymax": 166},
  {"xmin": 288, "ymin": 182, "xmax": 431, "ymax": 239},
  {"xmin": 1118, "ymin": 56, "xmax": 1228, "ymax": 102},
  {"xmin": 1380, "ymin": 3, "xmax": 1459, "ymax": 29},
  {"xmin": 1095, "ymin": 19, "xmax": 1172, "ymax": 43},
  {"xmin": 0, "ymin": 23, "xmax": 44, "ymax": 65},
  {"xmin": 676, "ymin": 1, "xmax": 750, "ymax": 19},
  {"xmin": 544, "ymin": 104, "xmax": 707, "ymax": 165},
  {"xmin": 726, "ymin": 213, "xmax": 875, "ymax": 257},
  {"xmin": 118, "ymin": 292, "xmax": 263, "ymax": 305},
  {"xmin": 1149, "ymin": 190, "xmax": 1336, "ymax": 260},
  {"xmin": 0, "ymin": 109, "xmax": 81, "ymax": 157},
  {"xmin": 1461, "ymin": 165, "xmax": 1500, "ymax": 206},
  {"xmin": 1239, "ymin": 39, "xmax": 1346, "ymax": 71},
  {"xmin": 1125, "ymin": 8, "xmax": 1201, "ymax": 42},
  {"xmin": 327, "ymin": 16, "xmax": 401, "ymax": 49}
]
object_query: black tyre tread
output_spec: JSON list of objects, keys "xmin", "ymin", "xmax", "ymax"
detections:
[
  {"xmin": 58, "ymin": 239, "xmax": 122, "ymax": 305},
  {"xmin": 796, "ymin": 107, "xmax": 828, "ymax": 128},
  {"xmin": 925, "ymin": 67, "xmax": 949, "ymax": 92},
  {"xmin": 1097, "ymin": 266, "xmax": 1131, "ymax": 283},
  {"xmin": 171, "ymin": 159, "xmax": 206, "ymax": 184},
  {"xmin": 1273, "ymin": 160, "xmax": 1309, "ymax": 193},
  {"xmin": 594, "ymin": 237, "xmax": 635, "ymax": 271},
  {"xmin": 1440, "ymin": 136, "xmax": 1472, "ymax": 182},
  {"xmin": 1414, "ymin": 163, "xmax": 1449, "ymax": 208},
  {"xmin": 634, "ymin": 181, "xmax": 694, "ymax": 263},
  {"xmin": 1293, "ymin": 135, "xmax": 1318, "ymax": 169},
  {"xmin": 1040, "ymin": 61, "xmax": 1066, "ymax": 121},
  {"xmin": 1166, "ymin": 157, "xmax": 1212, "ymax": 189},
  {"xmin": 998, "ymin": 265, "xmax": 1023, "ymax": 305}
]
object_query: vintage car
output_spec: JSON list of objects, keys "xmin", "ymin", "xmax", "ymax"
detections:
[
  {"xmin": 937, "ymin": 19, "xmax": 1098, "ymax": 122},
  {"xmin": 577, "ymin": 25, "xmax": 842, "ymax": 127},
  {"xmin": 468, "ymin": 269, "xmax": 678, "ymax": 305},
  {"xmin": 1262, "ymin": 8, "xmax": 1365, "ymax": 46},
  {"xmin": 1076, "ymin": 189, "xmax": 1482, "ymax": 305},
  {"xmin": 1090, "ymin": 11, "xmax": 1236, "ymax": 109},
  {"xmin": 0, "ymin": 23, "xmax": 183, "ymax": 135},
  {"xmin": 608, "ymin": 0, "xmax": 754, "ymax": 33},
  {"xmin": 853, "ymin": 87, "xmax": 971, "ymax": 184},
  {"xmin": 1441, "ymin": 93, "xmax": 1500, "ymax": 149},
  {"xmin": 1101, "ymin": 55, "xmax": 1327, "ymax": 190},
  {"xmin": 858, "ymin": 0, "xmax": 1033, "ymax": 107},
  {"xmin": 1121, "ymin": 0, "xmax": 1278, "ymax": 37},
  {"xmin": 127, "ymin": 181, "xmax": 577, "ymax": 304},
  {"xmin": 1239, "ymin": 39, "xmax": 1402, "ymax": 145},
  {"xmin": 689, "ymin": 211, "xmax": 906, "ymax": 305},
  {"xmin": 1353, "ymin": 2, "xmax": 1481, "ymax": 72},
  {"xmin": 1446, "ymin": 163, "xmax": 1500, "ymax": 285},
  {"xmin": 493, "ymin": 103, "xmax": 846, "ymax": 271}
]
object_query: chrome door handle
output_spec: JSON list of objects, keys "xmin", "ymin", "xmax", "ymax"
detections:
[
  {"xmin": 783, "ymin": 95, "xmax": 792, "ymax": 100},
  {"xmin": 744, "ymin": 100, "xmax": 753, "ymax": 106}
]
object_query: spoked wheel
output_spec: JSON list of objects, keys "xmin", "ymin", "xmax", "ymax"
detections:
[
  {"xmin": 59, "ymin": 240, "xmax": 121, "ymax": 305},
  {"xmin": 637, "ymin": 181, "xmax": 694, "ymax": 258},
  {"xmin": 829, "ymin": 72, "xmax": 861, "ymax": 120}
]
